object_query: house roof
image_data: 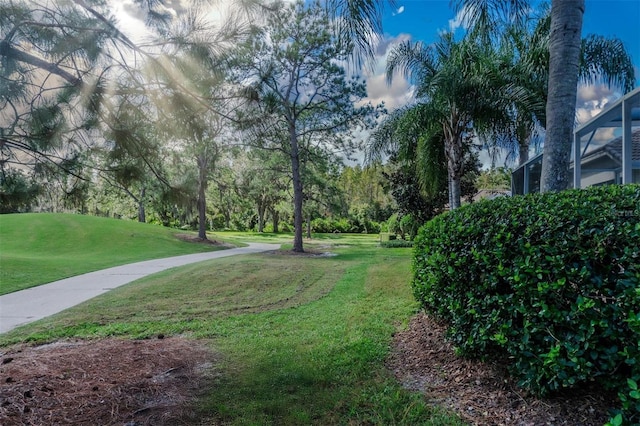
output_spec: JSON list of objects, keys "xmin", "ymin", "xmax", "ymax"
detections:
[{"xmin": 583, "ymin": 128, "xmax": 640, "ymax": 163}]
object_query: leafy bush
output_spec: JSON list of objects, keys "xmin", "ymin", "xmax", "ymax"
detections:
[
  {"xmin": 311, "ymin": 217, "xmax": 381, "ymax": 234},
  {"xmin": 379, "ymin": 232, "xmax": 396, "ymax": 242},
  {"xmin": 380, "ymin": 239, "xmax": 413, "ymax": 248},
  {"xmin": 311, "ymin": 217, "xmax": 350, "ymax": 233},
  {"xmin": 399, "ymin": 214, "xmax": 420, "ymax": 240},
  {"xmin": 413, "ymin": 185, "xmax": 640, "ymax": 420},
  {"xmin": 387, "ymin": 213, "xmax": 400, "ymax": 235},
  {"xmin": 386, "ymin": 213, "xmax": 420, "ymax": 240}
]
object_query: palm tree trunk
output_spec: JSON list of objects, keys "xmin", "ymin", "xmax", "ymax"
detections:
[
  {"xmin": 540, "ymin": 0, "xmax": 584, "ymax": 192},
  {"xmin": 449, "ymin": 176, "xmax": 462, "ymax": 209},
  {"xmin": 518, "ymin": 143, "xmax": 530, "ymax": 166},
  {"xmin": 444, "ymin": 128, "xmax": 464, "ymax": 209}
]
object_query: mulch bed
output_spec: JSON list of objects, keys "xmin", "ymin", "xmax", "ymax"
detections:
[
  {"xmin": 387, "ymin": 312, "xmax": 618, "ymax": 425},
  {"xmin": 0, "ymin": 313, "xmax": 619, "ymax": 425},
  {"xmin": 0, "ymin": 337, "xmax": 217, "ymax": 426},
  {"xmin": 174, "ymin": 234, "xmax": 234, "ymax": 248}
]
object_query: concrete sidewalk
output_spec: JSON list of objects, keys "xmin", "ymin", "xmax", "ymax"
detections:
[{"xmin": 0, "ymin": 243, "xmax": 280, "ymax": 334}]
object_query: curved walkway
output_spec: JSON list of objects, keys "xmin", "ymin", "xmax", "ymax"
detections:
[{"xmin": 0, "ymin": 243, "xmax": 280, "ymax": 334}]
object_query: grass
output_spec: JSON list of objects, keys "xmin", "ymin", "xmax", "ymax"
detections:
[
  {"xmin": 0, "ymin": 226, "xmax": 464, "ymax": 425},
  {"xmin": 0, "ymin": 213, "xmax": 227, "ymax": 294}
]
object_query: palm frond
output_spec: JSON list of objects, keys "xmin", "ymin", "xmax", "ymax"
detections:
[
  {"xmin": 385, "ymin": 40, "xmax": 434, "ymax": 85},
  {"xmin": 328, "ymin": 0, "xmax": 392, "ymax": 67},
  {"xmin": 450, "ymin": 0, "xmax": 531, "ymax": 42},
  {"xmin": 415, "ymin": 130, "xmax": 447, "ymax": 197},
  {"xmin": 580, "ymin": 34, "xmax": 635, "ymax": 93}
]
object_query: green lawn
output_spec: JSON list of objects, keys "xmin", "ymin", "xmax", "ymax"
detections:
[
  {"xmin": 0, "ymin": 213, "xmax": 228, "ymax": 294},
  {"xmin": 0, "ymin": 226, "xmax": 464, "ymax": 425}
]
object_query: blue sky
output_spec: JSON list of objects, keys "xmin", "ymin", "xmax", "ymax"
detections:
[{"xmin": 380, "ymin": 0, "xmax": 640, "ymax": 84}]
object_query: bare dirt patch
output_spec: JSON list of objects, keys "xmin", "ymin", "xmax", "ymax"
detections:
[
  {"xmin": 0, "ymin": 337, "xmax": 218, "ymax": 426},
  {"xmin": 388, "ymin": 312, "xmax": 618, "ymax": 426}
]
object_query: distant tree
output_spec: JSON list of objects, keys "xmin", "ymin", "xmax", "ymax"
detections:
[
  {"xmin": 235, "ymin": 1, "xmax": 380, "ymax": 252},
  {"xmin": 301, "ymin": 147, "xmax": 347, "ymax": 237},
  {"xmin": 338, "ymin": 163, "xmax": 394, "ymax": 222},
  {"xmin": 210, "ymin": 159, "xmax": 243, "ymax": 231},
  {"xmin": 91, "ymin": 95, "xmax": 169, "ymax": 222},
  {"xmin": 235, "ymin": 148, "xmax": 290, "ymax": 233},
  {"xmin": 476, "ymin": 167, "xmax": 512, "ymax": 190},
  {"xmin": 0, "ymin": 167, "xmax": 40, "ymax": 213}
]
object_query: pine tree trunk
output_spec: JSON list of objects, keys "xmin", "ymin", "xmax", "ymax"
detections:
[
  {"xmin": 197, "ymin": 154, "xmax": 208, "ymax": 240},
  {"xmin": 271, "ymin": 208, "xmax": 279, "ymax": 233},
  {"xmin": 137, "ymin": 187, "xmax": 146, "ymax": 223},
  {"xmin": 540, "ymin": 0, "xmax": 584, "ymax": 192},
  {"xmin": 289, "ymin": 126, "xmax": 304, "ymax": 252},
  {"xmin": 257, "ymin": 196, "xmax": 266, "ymax": 233}
]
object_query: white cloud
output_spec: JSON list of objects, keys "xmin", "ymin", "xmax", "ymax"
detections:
[
  {"xmin": 392, "ymin": 5, "xmax": 405, "ymax": 16},
  {"xmin": 360, "ymin": 33, "xmax": 414, "ymax": 111},
  {"xmin": 365, "ymin": 72, "xmax": 414, "ymax": 111},
  {"xmin": 448, "ymin": 9, "xmax": 465, "ymax": 33},
  {"xmin": 575, "ymin": 83, "xmax": 620, "ymax": 127},
  {"xmin": 112, "ymin": 0, "xmax": 153, "ymax": 42},
  {"xmin": 343, "ymin": 33, "xmax": 416, "ymax": 165},
  {"xmin": 575, "ymin": 83, "xmax": 625, "ymax": 152}
]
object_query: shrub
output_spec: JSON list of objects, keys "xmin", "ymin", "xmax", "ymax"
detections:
[
  {"xmin": 386, "ymin": 213, "xmax": 420, "ymax": 240},
  {"xmin": 379, "ymin": 232, "xmax": 397, "ymax": 242},
  {"xmin": 413, "ymin": 185, "xmax": 640, "ymax": 420},
  {"xmin": 380, "ymin": 239, "xmax": 413, "ymax": 248},
  {"xmin": 399, "ymin": 214, "xmax": 420, "ymax": 240},
  {"xmin": 311, "ymin": 217, "xmax": 381, "ymax": 234},
  {"xmin": 387, "ymin": 213, "xmax": 400, "ymax": 236}
]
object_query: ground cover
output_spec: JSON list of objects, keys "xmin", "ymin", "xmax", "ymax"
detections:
[
  {"xmin": 0, "ymin": 229, "xmax": 620, "ymax": 424},
  {"xmin": 0, "ymin": 213, "xmax": 227, "ymax": 295},
  {"xmin": 0, "ymin": 238, "xmax": 463, "ymax": 425}
]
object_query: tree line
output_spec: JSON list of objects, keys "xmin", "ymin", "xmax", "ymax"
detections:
[{"xmin": 1, "ymin": 0, "xmax": 635, "ymax": 252}]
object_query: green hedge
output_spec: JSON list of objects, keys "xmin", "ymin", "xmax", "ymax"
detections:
[
  {"xmin": 413, "ymin": 185, "xmax": 640, "ymax": 420},
  {"xmin": 380, "ymin": 239, "xmax": 413, "ymax": 248},
  {"xmin": 311, "ymin": 217, "xmax": 382, "ymax": 234}
]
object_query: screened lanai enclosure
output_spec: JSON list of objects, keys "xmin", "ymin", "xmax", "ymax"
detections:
[{"xmin": 512, "ymin": 87, "xmax": 640, "ymax": 195}]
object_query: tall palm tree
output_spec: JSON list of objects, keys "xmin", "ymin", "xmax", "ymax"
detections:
[
  {"xmin": 502, "ymin": 9, "xmax": 634, "ymax": 166},
  {"xmin": 384, "ymin": 33, "xmax": 526, "ymax": 208},
  {"xmin": 452, "ymin": 0, "xmax": 634, "ymax": 169},
  {"xmin": 539, "ymin": 0, "xmax": 585, "ymax": 192}
]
